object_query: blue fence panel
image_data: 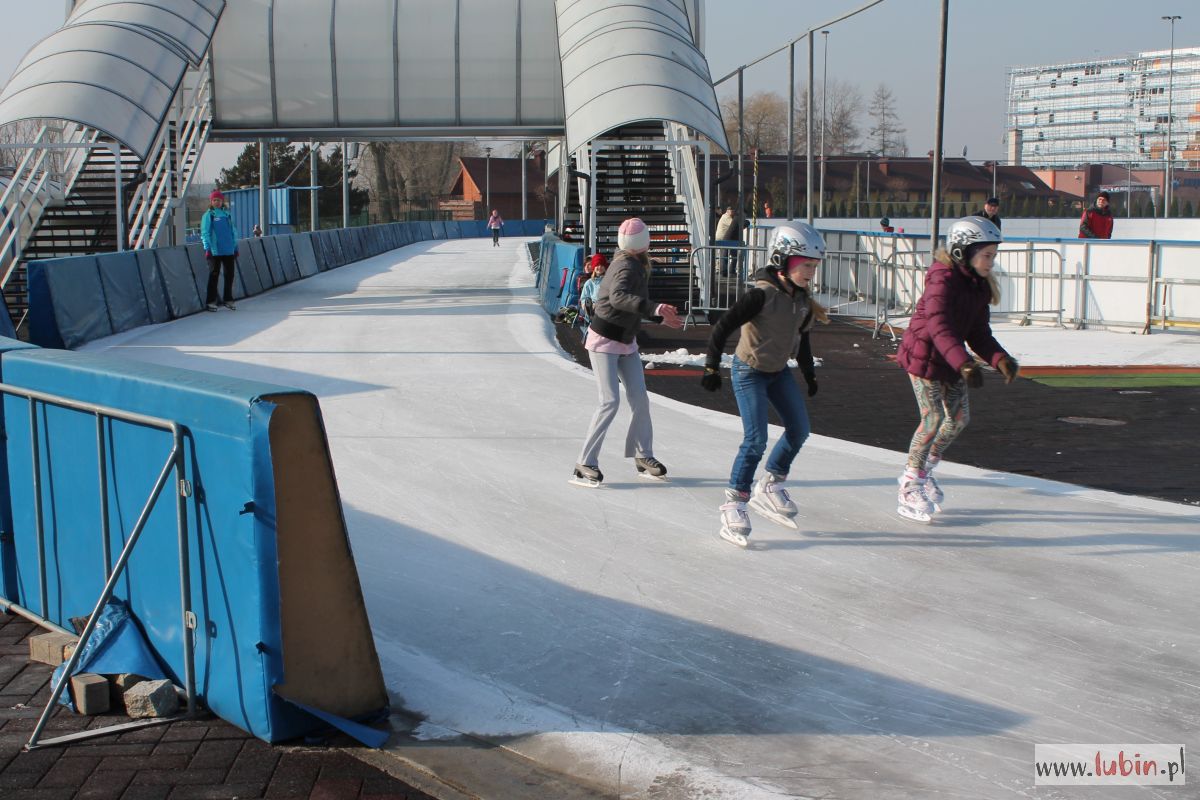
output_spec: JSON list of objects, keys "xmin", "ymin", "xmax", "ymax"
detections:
[
  {"xmin": 250, "ymin": 237, "xmax": 283, "ymax": 286},
  {"xmin": 272, "ymin": 236, "xmax": 301, "ymax": 282},
  {"xmin": 96, "ymin": 252, "xmax": 151, "ymax": 334},
  {"xmin": 245, "ymin": 238, "xmax": 275, "ymax": 288},
  {"xmin": 154, "ymin": 247, "xmax": 204, "ymax": 319},
  {"xmin": 236, "ymin": 249, "xmax": 262, "ymax": 296},
  {"xmin": 133, "ymin": 251, "xmax": 171, "ymax": 324},
  {"xmin": 184, "ymin": 246, "xmax": 218, "ymax": 302}
]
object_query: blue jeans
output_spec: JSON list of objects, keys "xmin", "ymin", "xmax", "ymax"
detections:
[{"xmin": 729, "ymin": 357, "xmax": 811, "ymax": 493}]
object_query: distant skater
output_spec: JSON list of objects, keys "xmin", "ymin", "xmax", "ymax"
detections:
[
  {"xmin": 488, "ymin": 209, "xmax": 504, "ymax": 246},
  {"xmin": 701, "ymin": 224, "xmax": 828, "ymax": 547},
  {"xmin": 572, "ymin": 218, "xmax": 682, "ymax": 487},
  {"xmin": 895, "ymin": 216, "xmax": 1019, "ymax": 523}
]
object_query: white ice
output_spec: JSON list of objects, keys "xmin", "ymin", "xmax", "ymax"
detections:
[{"xmin": 85, "ymin": 238, "xmax": 1200, "ymax": 799}]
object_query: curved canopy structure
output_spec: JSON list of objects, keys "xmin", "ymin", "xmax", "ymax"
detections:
[
  {"xmin": 555, "ymin": 0, "xmax": 728, "ymax": 153},
  {"xmin": 0, "ymin": 0, "xmax": 224, "ymax": 159},
  {"xmin": 1, "ymin": 0, "xmax": 728, "ymax": 156}
]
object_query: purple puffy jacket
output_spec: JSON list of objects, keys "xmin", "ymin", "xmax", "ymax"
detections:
[{"xmin": 896, "ymin": 259, "xmax": 1007, "ymax": 383}]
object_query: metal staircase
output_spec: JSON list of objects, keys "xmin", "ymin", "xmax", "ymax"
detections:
[{"xmin": 0, "ymin": 54, "xmax": 214, "ymax": 331}]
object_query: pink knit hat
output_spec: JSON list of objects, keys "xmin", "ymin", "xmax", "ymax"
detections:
[{"xmin": 617, "ymin": 218, "xmax": 650, "ymax": 253}]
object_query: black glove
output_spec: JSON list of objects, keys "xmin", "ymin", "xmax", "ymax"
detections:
[
  {"xmin": 960, "ymin": 362, "xmax": 984, "ymax": 388},
  {"xmin": 802, "ymin": 373, "xmax": 818, "ymax": 397},
  {"xmin": 700, "ymin": 366, "xmax": 722, "ymax": 392},
  {"xmin": 997, "ymin": 355, "xmax": 1019, "ymax": 384}
]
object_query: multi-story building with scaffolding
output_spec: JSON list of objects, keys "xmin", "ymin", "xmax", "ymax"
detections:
[{"xmin": 1007, "ymin": 47, "xmax": 1200, "ymax": 169}]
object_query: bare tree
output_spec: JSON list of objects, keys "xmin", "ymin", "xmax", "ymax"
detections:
[
  {"xmin": 720, "ymin": 91, "xmax": 789, "ymax": 154},
  {"xmin": 823, "ymin": 79, "xmax": 863, "ymax": 155},
  {"xmin": 357, "ymin": 141, "xmax": 474, "ymax": 222},
  {"xmin": 867, "ymin": 84, "xmax": 907, "ymax": 156}
]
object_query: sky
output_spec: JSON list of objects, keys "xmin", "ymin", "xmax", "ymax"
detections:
[{"xmin": 2, "ymin": 1, "xmax": 1195, "ymax": 174}]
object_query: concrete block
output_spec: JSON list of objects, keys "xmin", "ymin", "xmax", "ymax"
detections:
[
  {"xmin": 28, "ymin": 632, "xmax": 78, "ymax": 666},
  {"xmin": 124, "ymin": 678, "xmax": 179, "ymax": 718},
  {"xmin": 107, "ymin": 673, "xmax": 147, "ymax": 709},
  {"xmin": 70, "ymin": 673, "xmax": 111, "ymax": 715}
]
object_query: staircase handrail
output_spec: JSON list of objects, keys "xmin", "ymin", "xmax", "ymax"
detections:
[
  {"xmin": 128, "ymin": 52, "xmax": 214, "ymax": 250},
  {"xmin": 0, "ymin": 123, "xmax": 101, "ymax": 289},
  {"xmin": 664, "ymin": 121, "xmax": 709, "ymax": 293}
]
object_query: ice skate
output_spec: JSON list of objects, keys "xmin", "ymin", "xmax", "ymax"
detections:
[
  {"xmin": 749, "ymin": 472, "xmax": 799, "ymax": 530},
  {"xmin": 897, "ymin": 469, "xmax": 934, "ymax": 523},
  {"xmin": 221, "ymin": 300, "xmax": 237, "ymax": 310},
  {"xmin": 635, "ymin": 456, "xmax": 668, "ymax": 481},
  {"xmin": 570, "ymin": 464, "xmax": 603, "ymax": 488},
  {"xmin": 719, "ymin": 489, "xmax": 752, "ymax": 547},
  {"xmin": 923, "ymin": 457, "xmax": 944, "ymax": 511}
]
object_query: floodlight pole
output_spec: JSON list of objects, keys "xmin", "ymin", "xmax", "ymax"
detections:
[
  {"xmin": 787, "ymin": 44, "xmax": 795, "ymax": 220},
  {"xmin": 819, "ymin": 30, "xmax": 829, "ymax": 219},
  {"xmin": 806, "ymin": 32, "xmax": 814, "ymax": 223},
  {"xmin": 929, "ymin": 0, "xmax": 949, "ymax": 259},
  {"xmin": 259, "ymin": 140, "xmax": 268, "ymax": 235},
  {"xmin": 342, "ymin": 140, "xmax": 350, "ymax": 228},
  {"xmin": 1162, "ymin": 15, "xmax": 1181, "ymax": 218},
  {"xmin": 309, "ymin": 143, "xmax": 319, "ymax": 231},
  {"xmin": 484, "ymin": 146, "xmax": 492, "ymax": 213}
]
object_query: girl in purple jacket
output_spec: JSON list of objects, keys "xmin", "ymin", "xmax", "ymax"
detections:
[{"xmin": 894, "ymin": 217, "xmax": 1019, "ymax": 522}]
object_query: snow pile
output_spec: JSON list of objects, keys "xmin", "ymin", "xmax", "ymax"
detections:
[{"xmin": 641, "ymin": 347, "xmax": 822, "ymax": 370}]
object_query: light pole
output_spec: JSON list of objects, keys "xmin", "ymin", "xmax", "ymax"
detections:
[
  {"xmin": 1162, "ymin": 15, "xmax": 1181, "ymax": 219},
  {"xmin": 484, "ymin": 146, "xmax": 492, "ymax": 215},
  {"xmin": 819, "ymin": 30, "xmax": 829, "ymax": 219}
]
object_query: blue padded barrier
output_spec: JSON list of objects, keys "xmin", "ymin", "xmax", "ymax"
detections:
[
  {"xmin": 338, "ymin": 229, "xmax": 359, "ymax": 264},
  {"xmin": 272, "ymin": 236, "xmax": 301, "ymax": 282},
  {"xmin": 444, "ymin": 221, "xmax": 461, "ymax": 239},
  {"xmin": 134, "ymin": 251, "xmax": 171, "ymax": 324},
  {"xmin": 0, "ymin": 336, "xmax": 39, "ymax": 601},
  {"xmin": 247, "ymin": 238, "xmax": 276, "ymax": 289},
  {"xmin": 418, "ymin": 221, "xmax": 433, "ymax": 242},
  {"xmin": 96, "ymin": 252, "xmax": 151, "ymax": 334},
  {"xmin": 348, "ymin": 229, "xmax": 364, "ymax": 262},
  {"xmin": 291, "ymin": 234, "xmax": 320, "ymax": 277},
  {"xmin": 325, "ymin": 231, "xmax": 346, "ymax": 268},
  {"xmin": 538, "ymin": 238, "xmax": 585, "ymax": 314},
  {"xmin": 307, "ymin": 233, "xmax": 329, "ymax": 271},
  {"xmin": 253, "ymin": 238, "xmax": 284, "ymax": 286},
  {"xmin": 156, "ymin": 247, "xmax": 204, "ymax": 318},
  {"xmin": 430, "ymin": 221, "xmax": 446, "ymax": 240},
  {"xmin": 1, "ymin": 349, "xmax": 388, "ymax": 743},
  {"xmin": 236, "ymin": 250, "xmax": 263, "ymax": 296},
  {"xmin": 185, "ymin": 246, "xmax": 221, "ymax": 302},
  {"xmin": 28, "ymin": 256, "xmax": 114, "ymax": 349},
  {"xmin": 261, "ymin": 237, "xmax": 284, "ymax": 285}
]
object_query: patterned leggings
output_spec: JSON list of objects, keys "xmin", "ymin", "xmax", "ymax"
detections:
[{"xmin": 906, "ymin": 374, "xmax": 970, "ymax": 471}]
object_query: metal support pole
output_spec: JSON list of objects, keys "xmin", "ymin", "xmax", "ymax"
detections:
[
  {"xmin": 173, "ymin": 429, "xmax": 195, "ymax": 715},
  {"xmin": 806, "ymin": 33, "xmax": 814, "ymax": 223},
  {"xmin": 112, "ymin": 145, "xmax": 125, "ymax": 252},
  {"xmin": 737, "ymin": 69, "xmax": 744, "ymax": 224},
  {"xmin": 30, "ymin": 402, "xmax": 46, "ymax": 618},
  {"xmin": 342, "ymin": 140, "xmax": 350, "ymax": 228},
  {"xmin": 308, "ymin": 144, "xmax": 319, "ymax": 231},
  {"xmin": 485, "ymin": 146, "xmax": 492, "ymax": 213},
  {"xmin": 929, "ymin": 0, "xmax": 949, "ymax": 258},
  {"xmin": 521, "ymin": 142, "xmax": 528, "ymax": 220},
  {"xmin": 1162, "ymin": 16, "xmax": 1181, "ymax": 219},
  {"xmin": 787, "ymin": 44, "xmax": 795, "ymax": 220},
  {"xmin": 97, "ymin": 416, "xmax": 110, "ymax": 579},
  {"xmin": 259, "ymin": 140, "xmax": 269, "ymax": 235},
  {"xmin": 820, "ymin": 30, "xmax": 829, "ymax": 220}
]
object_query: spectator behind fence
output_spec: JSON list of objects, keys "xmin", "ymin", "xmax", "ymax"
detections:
[
  {"xmin": 1078, "ymin": 192, "xmax": 1113, "ymax": 239},
  {"xmin": 579, "ymin": 253, "xmax": 607, "ymax": 324},
  {"xmin": 880, "ymin": 216, "xmax": 895, "ymax": 233},
  {"xmin": 974, "ymin": 197, "xmax": 1002, "ymax": 229},
  {"xmin": 715, "ymin": 206, "xmax": 739, "ymax": 242},
  {"xmin": 200, "ymin": 190, "xmax": 238, "ymax": 312}
]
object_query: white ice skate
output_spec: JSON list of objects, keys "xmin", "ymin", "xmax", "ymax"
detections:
[
  {"xmin": 635, "ymin": 456, "xmax": 669, "ymax": 482},
  {"xmin": 923, "ymin": 458, "xmax": 944, "ymax": 511},
  {"xmin": 719, "ymin": 490, "xmax": 752, "ymax": 548},
  {"xmin": 748, "ymin": 472, "xmax": 799, "ymax": 530},
  {"xmin": 569, "ymin": 464, "xmax": 603, "ymax": 488},
  {"xmin": 897, "ymin": 470, "xmax": 934, "ymax": 523}
]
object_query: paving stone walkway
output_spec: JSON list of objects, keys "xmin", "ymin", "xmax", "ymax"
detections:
[{"xmin": 0, "ymin": 612, "xmax": 435, "ymax": 800}]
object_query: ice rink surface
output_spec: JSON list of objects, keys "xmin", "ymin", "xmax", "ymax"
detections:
[{"xmin": 85, "ymin": 239, "xmax": 1199, "ymax": 799}]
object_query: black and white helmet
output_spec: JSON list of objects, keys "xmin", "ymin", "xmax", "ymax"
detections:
[
  {"xmin": 946, "ymin": 216, "xmax": 1002, "ymax": 264},
  {"xmin": 769, "ymin": 223, "xmax": 826, "ymax": 266}
]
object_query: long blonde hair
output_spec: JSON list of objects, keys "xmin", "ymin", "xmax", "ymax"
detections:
[{"xmin": 936, "ymin": 247, "xmax": 1001, "ymax": 306}]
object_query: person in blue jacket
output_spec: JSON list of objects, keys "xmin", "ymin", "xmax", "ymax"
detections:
[{"xmin": 201, "ymin": 190, "xmax": 239, "ymax": 311}]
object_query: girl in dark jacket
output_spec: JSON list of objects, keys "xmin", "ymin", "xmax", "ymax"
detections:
[
  {"xmin": 701, "ymin": 223, "xmax": 828, "ymax": 547},
  {"xmin": 572, "ymin": 218, "xmax": 682, "ymax": 487},
  {"xmin": 895, "ymin": 216, "xmax": 1019, "ymax": 522}
]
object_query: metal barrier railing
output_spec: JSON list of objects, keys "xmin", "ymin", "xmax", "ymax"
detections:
[
  {"xmin": 0, "ymin": 383, "xmax": 198, "ymax": 749},
  {"xmin": 1151, "ymin": 276, "xmax": 1200, "ymax": 332},
  {"xmin": 683, "ymin": 244, "xmax": 768, "ymax": 326},
  {"xmin": 992, "ymin": 246, "xmax": 1067, "ymax": 328}
]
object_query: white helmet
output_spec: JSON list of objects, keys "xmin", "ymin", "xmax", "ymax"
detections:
[
  {"xmin": 946, "ymin": 216, "xmax": 1001, "ymax": 264},
  {"xmin": 769, "ymin": 223, "xmax": 826, "ymax": 267}
]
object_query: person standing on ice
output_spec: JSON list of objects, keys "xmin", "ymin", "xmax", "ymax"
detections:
[
  {"xmin": 700, "ymin": 223, "xmax": 828, "ymax": 547},
  {"xmin": 487, "ymin": 209, "xmax": 504, "ymax": 246},
  {"xmin": 201, "ymin": 190, "xmax": 239, "ymax": 312},
  {"xmin": 572, "ymin": 218, "xmax": 683, "ymax": 487},
  {"xmin": 895, "ymin": 216, "xmax": 1019, "ymax": 523}
]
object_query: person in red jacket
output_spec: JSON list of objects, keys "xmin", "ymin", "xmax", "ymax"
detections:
[
  {"xmin": 1078, "ymin": 192, "xmax": 1113, "ymax": 239},
  {"xmin": 894, "ymin": 216, "xmax": 1019, "ymax": 522}
]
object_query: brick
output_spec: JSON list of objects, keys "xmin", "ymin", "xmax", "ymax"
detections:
[
  {"xmin": 28, "ymin": 633, "xmax": 77, "ymax": 667},
  {"xmin": 159, "ymin": 726, "xmax": 206, "ymax": 743},
  {"xmin": 124, "ymin": 681, "xmax": 178, "ymax": 719},
  {"xmin": 150, "ymin": 740, "xmax": 202, "ymax": 757},
  {"xmin": 225, "ymin": 740, "xmax": 279, "ymax": 786},
  {"xmin": 108, "ymin": 674, "xmax": 147, "ymax": 711},
  {"xmin": 187, "ymin": 738, "xmax": 241, "ymax": 771},
  {"xmin": 70, "ymin": 674, "xmax": 111, "ymax": 716},
  {"xmin": 4, "ymin": 746, "xmax": 61, "ymax": 773},
  {"xmin": 119, "ymin": 786, "xmax": 171, "ymax": 800},
  {"xmin": 310, "ymin": 777, "xmax": 362, "ymax": 800},
  {"xmin": 264, "ymin": 752, "xmax": 319, "ymax": 797},
  {"xmin": 75, "ymin": 769, "xmax": 134, "ymax": 800},
  {"xmin": 9, "ymin": 787, "xmax": 75, "ymax": 799},
  {"xmin": 59, "ymin": 743, "xmax": 155, "ymax": 758},
  {"xmin": 35, "ymin": 753, "xmax": 100, "ymax": 786},
  {"xmin": 0, "ymin": 770, "xmax": 41, "ymax": 789},
  {"xmin": 167, "ymin": 783, "xmax": 271, "ymax": 800},
  {"xmin": 3, "ymin": 666, "xmax": 50, "ymax": 697},
  {"xmin": 128, "ymin": 767, "xmax": 226, "ymax": 786},
  {"xmin": 116, "ymin": 726, "xmax": 166, "ymax": 744},
  {"xmin": 201, "ymin": 725, "xmax": 250, "ymax": 741},
  {"xmin": 95, "ymin": 754, "xmax": 189, "ymax": 772}
]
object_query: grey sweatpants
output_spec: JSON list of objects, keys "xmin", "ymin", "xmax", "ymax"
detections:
[{"xmin": 577, "ymin": 350, "xmax": 654, "ymax": 467}]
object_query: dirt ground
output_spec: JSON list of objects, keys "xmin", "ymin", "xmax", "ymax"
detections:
[{"xmin": 556, "ymin": 319, "xmax": 1199, "ymax": 506}]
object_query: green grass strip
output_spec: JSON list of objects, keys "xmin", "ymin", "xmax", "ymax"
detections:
[{"xmin": 1031, "ymin": 374, "xmax": 1200, "ymax": 388}]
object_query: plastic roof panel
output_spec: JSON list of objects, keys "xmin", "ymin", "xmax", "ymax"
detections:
[
  {"xmin": 0, "ymin": 0, "xmax": 225, "ymax": 158},
  {"xmin": 555, "ymin": 0, "xmax": 729, "ymax": 153}
]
